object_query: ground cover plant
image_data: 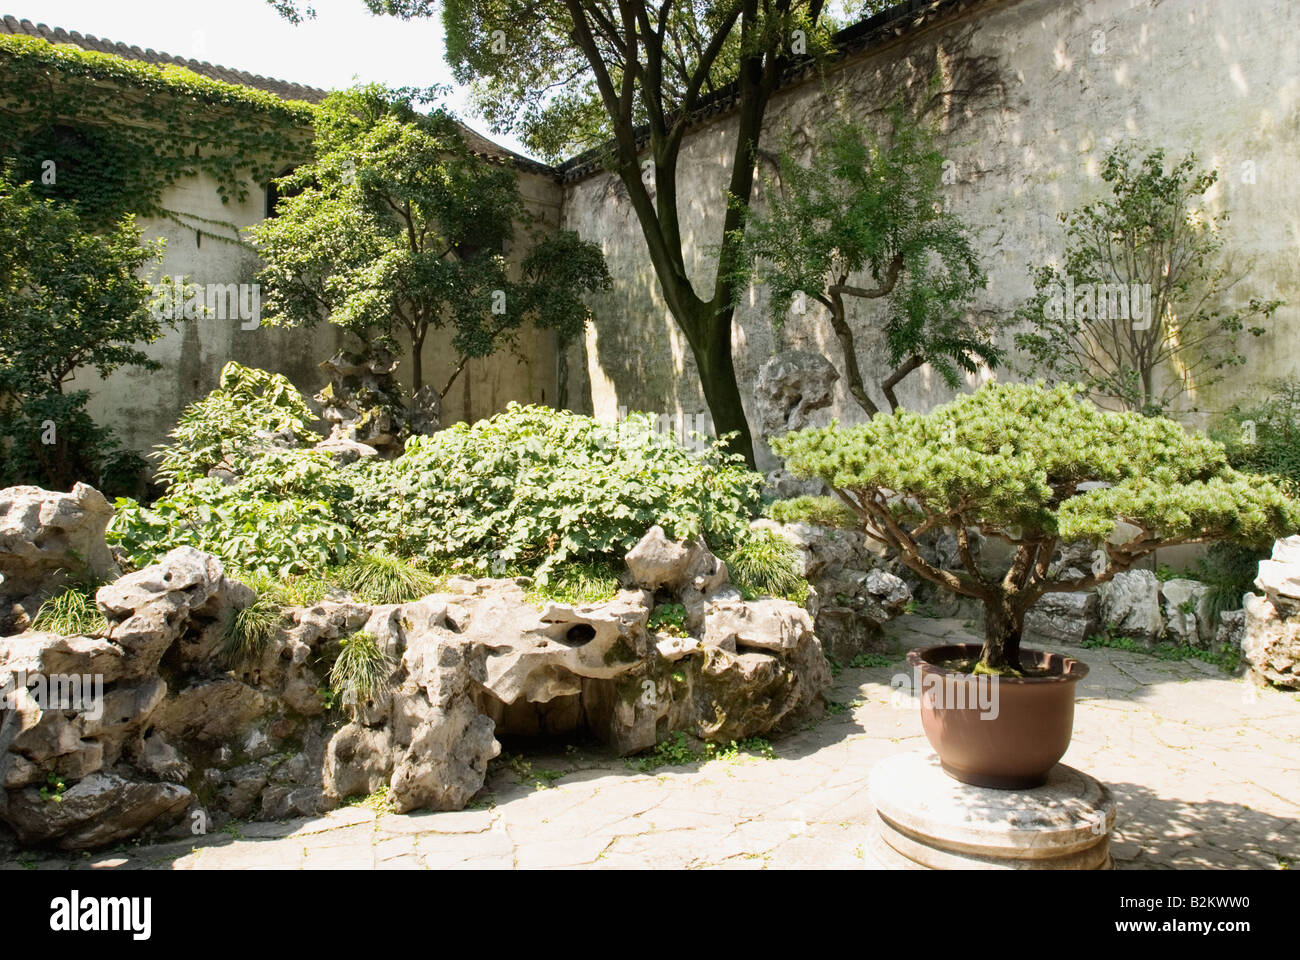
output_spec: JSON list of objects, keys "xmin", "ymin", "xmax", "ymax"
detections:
[
  {"xmin": 346, "ymin": 401, "xmax": 764, "ymax": 579},
  {"xmin": 108, "ymin": 371, "xmax": 773, "ymax": 604}
]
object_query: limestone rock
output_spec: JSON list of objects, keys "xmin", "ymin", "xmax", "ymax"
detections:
[
  {"xmin": 388, "ymin": 631, "xmax": 499, "ymax": 813},
  {"xmin": 1215, "ymin": 608, "xmax": 1246, "ymax": 654},
  {"xmin": 323, "ymin": 724, "xmax": 394, "ymax": 802},
  {"xmin": 753, "ymin": 351, "xmax": 839, "ymax": 437},
  {"xmin": 315, "ymin": 348, "xmax": 438, "ymax": 457},
  {"xmin": 1242, "ymin": 592, "xmax": 1300, "ymax": 689},
  {"xmin": 1098, "ymin": 570, "xmax": 1163, "ymax": 642},
  {"xmin": 96, "ymin": 547, "xmax": 228, "ymax": 678},
  {"xmin": 1160, "ymin": 578, "xmax": 1213, "ymax": 646},
  {"xmin": 1254, "ymin": 535, "xmax": 1300, "ymax": 613},
  {"xmin": 769, "ymin": 520, "xmax": 908, "ymax": 658},
  {"xmin": 467, "ymin": 582, "xmax": 652, "ymax": 704},
  {"xmin": 624, "ymin": 526, "xmax": 725, "ymax": 595},
  {"xmin": 1024, "ymin": 590, "xmax": 1099, "ymax": 647},
  {"xmin": 0, "ymin": 484, "xmax": 118, "ymax": 617},
  {"xmin": 312, "ymin": 436, "xmax": 379, "ymax": 466},
  {"xmin": 1, "ymin": 773, "xmax": 190, "ymax": 850}
]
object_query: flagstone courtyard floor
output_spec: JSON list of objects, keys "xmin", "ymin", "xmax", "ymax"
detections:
[{"xmin": 5, "ymin": 614, "xmax": 1298, "ymax": 871}]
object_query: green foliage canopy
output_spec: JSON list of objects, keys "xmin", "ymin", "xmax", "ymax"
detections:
[
  {"xmin": 346, "ymin": 401, "xmax": 764, "ymax": 577},
  {"xmin": 249, "ymin": 85, "xmax": 609, "ymax": 397},
  {"xmin": 1014, "ymin": 145, "xmax": 1281, "ymax": 415},
  {"xmin": 732, "ymin": 109, "xmax": 994, "ymax": 415},
  {"xmin": 774, "ymin": 381, "xmax": 1299, "ymax": 667},
  {"xmin": 0, "ymin": 171, "xmax": 163, "ymax": 492}
]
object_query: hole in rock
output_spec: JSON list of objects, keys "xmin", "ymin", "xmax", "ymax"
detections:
[{"xmin": 563, "ymin": 623, "xmax": 596, "ymax": 646}]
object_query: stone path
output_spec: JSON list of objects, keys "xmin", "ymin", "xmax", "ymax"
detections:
[{"xmin": 5, "ymin": 615, "xmax": 1298, "ymax": 870}]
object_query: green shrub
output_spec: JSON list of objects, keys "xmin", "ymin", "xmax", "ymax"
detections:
[
  {"xmin": 725, "ymin": 528, "xmax": 808, "ymax": 603},
  {"xmin": 767, "ymin": 495, "xmax": 857, "ymax": 528},
  {"xmin": 1210, "ymin": 378, "xmax": 1300, "ymax": 497},
  {"xmin": 109, "ymin": 481, "xmax": 352, "ymax": 578},
  {"xmin": 333, "ymin": 552, "xmax": 441, "ymax": 604},
  {"xmin": 108, "ymin": 370, "xmax": 355, "ymax": 577},
  {"xmin": 154, "ymin": 361, "xmax": 320, "ymax": 486},
  {"xmin": 0, "ymin": 391, "xmax": 146, "ymax": 498},
  {"xmin": 1196, "ymin": 541, "xmax": 1265, "ymax": 618},
  {"xmin": 328, "ymin": 631, "xmax": 394, "ymax": 717},
  {"xmin": 346, "ymin": 403, "xmax": 763, "ymax": 577},
  {"xmin": 32, "ymin": 586, "xmax": 107, "ymax": 635}
]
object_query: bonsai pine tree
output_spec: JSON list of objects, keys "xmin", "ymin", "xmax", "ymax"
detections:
[{"xmin": 772, "ymin": 381, "xmax": 1300, "ymax": 673}]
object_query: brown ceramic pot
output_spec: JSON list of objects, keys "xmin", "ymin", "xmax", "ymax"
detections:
[{"xmin": 906, "ymin": 643, "xmax": 1089, "ymax": 789}]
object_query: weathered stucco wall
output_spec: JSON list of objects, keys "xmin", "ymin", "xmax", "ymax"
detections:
[
  {"xmin": 560, "ymin": 0, "xmax": 1300, "ymax": 471},
  {"xmin": 75, "ymin": 166, "xmax": 563, "ymax": 457}
]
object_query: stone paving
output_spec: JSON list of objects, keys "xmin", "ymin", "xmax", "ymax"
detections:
[{"xmin": 4, "ymin": 615, "xmax": 1298, "ymax": 870}]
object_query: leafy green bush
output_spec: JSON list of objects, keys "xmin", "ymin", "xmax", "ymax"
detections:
[
  {"xmin": 333, "ymin": 552, "xmax": 441, "ymax": 604},
  {"xmin": 1210, "ymin": 378, "xmax": 1300, "ymax": 497},
  {"xmin": 774, "ymin": 381, "xmax": 1299, "ymax": 672},
  {"xmin": 725, "ymin": 529, "xmax": 808, "ymax": 603},
  {"xmin": 154, "ymin": 361, "xmax": 320, "ymax": 485},
  {"xmin": 107, "ymin": 364, "xmax": 356, "ymax": 577},
  {"xmin": 0, "ymin": 391, "xmax": 146, "ymax": 497},
  {"xmin": 346, "ymin": 403, "xmax": 763, "ymax": 577},
  {"xmin": 766, "ymin": 495, "xmax": 857, "ymax": 529},
  {"xmin": 1194, "ymin": 379, "xmax": 1300, "ymax": 612},
  {"xmin": 108, "ymin": 480, "xmax": 352, "ymax": 577}
]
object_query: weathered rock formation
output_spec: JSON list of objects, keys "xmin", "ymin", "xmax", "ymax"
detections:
[
  {"xmin": 0, "ymin": 484, "xmax": 120, "ymax": 634},
  {"xmin": 0, "ymin": 498, "xmax": 832, "ymax": 850},
  {"xmin": 315, "ymin": 349, "xmax": 439, "ymax": 457},
  {"xmin": 754, "ymin": 351, "xmax": 839, "ymax": 497},
  {"xmin": 759, "ymin": 519, "xmax": 910, "ymax": 659},
  {"xmin": 1242, "ymin": 537, "xmax": 1300, "ymax": 689}
]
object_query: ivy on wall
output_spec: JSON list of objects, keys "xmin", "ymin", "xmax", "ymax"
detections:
[{"xmin": 0, "ymin": 35, "xmax": 317, "ymax": 230}]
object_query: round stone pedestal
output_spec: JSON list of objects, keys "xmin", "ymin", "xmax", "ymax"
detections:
[{"xmin": 868, "ymin": 750, "xmax": 1116, "ymax": 869}]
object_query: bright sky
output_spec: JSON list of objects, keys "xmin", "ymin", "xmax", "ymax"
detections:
[{"xmin": 13, "ymin": 0, "xmax": 537, "ymax": 157}]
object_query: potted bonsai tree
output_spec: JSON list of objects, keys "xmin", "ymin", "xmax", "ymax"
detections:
[{"xmin": 773, "ymin": 381, "xmax": 1299, "ymax": 787}]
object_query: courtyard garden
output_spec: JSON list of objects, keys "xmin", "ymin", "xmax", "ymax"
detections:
[{"xmin": 1, "ymin": 0, "xmax": 1299, "ymax": 887}]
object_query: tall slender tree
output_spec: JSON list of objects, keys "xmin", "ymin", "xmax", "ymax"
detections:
[{"xmin": 269, "ymin": 0, "xmax": 855, "ymax": 466}]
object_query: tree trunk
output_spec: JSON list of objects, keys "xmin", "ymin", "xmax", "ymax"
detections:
[
  {"xmin": 981, "ymin": 595, "xmax": 1024, "ymax": 672},
  {"xmin": 826, "ymin": 294, "xmax": 880, "ymax": 417},
  {"xmin": 686, "ymin": 308, "xmax": 755, "ymax": 467},
  {"xmin": 409, "ymin": 324, "xmax": 426, "ymax": 395}
]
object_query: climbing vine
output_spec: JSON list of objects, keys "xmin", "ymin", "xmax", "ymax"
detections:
[{"xmin": 0, "ymin": 35, "xmax": 316, "ymax": 230}]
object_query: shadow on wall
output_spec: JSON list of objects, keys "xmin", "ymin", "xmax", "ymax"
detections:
[{"xmin": 565, "ymin": 0, "xmax": 1300, "ymax": 436}]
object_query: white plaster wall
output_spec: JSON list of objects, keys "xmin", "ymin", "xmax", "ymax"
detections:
[
  {"xmin": 75, "ymin": 166, "xmax": 563, "ymax": 455},
  {"xmin": 560, "ymin": 0, "xmax": 1300, "ymax": 469}
]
